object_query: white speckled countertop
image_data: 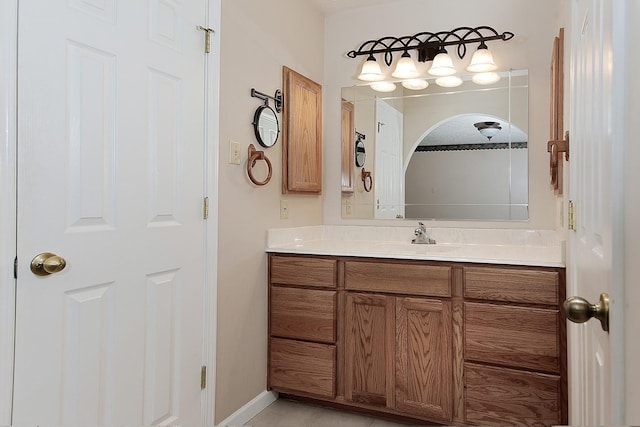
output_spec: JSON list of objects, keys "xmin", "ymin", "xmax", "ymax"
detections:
[{"xmin": 266, "ymin": 225, "xmax": 565, "ymax": 268}]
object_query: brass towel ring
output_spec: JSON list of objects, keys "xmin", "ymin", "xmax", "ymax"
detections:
[
  {"xmin": 247, "ymin": 144, "xmax": 272, "ymax": 186},
  {"xmin": 361, "ymin": 168, "xmax": 372, "ymax": 192}
]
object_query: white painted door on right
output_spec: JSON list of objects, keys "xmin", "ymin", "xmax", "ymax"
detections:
[{"xmin": 567, "ymin": 0, "xmax": 623, "ymax": 424}]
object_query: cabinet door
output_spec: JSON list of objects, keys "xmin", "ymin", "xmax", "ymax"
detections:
[
  {"xmin": 396, "ymin": 297, "xmax": 453, "ymax": 422},
  {"xmin": 344, "ymin": 293, "xmax": 395, "ymax": 407},
  {"xmin": 282, "ymin": 66, "xmax": 322, "ymax": 193}
]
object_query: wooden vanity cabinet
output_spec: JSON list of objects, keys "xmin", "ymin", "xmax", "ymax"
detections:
[{"xmin": 267, "ymin": 254, "xmax": 566, "ymax": 426}]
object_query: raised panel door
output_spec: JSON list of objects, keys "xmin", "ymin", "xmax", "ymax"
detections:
[
  {"xmin": 344, "ymin": 293, "xmax": 395, "ymax": 408},
  {"xmin": 396, "ymin": 297, "xmax": 453, "ymax": 422},
  {"xmin": 13, "ymin": 1, "xmax": 207, "ymax": 425},
  {"xmin": 282, "ymin": 66, "xmax": 322, "ymax": 193}
]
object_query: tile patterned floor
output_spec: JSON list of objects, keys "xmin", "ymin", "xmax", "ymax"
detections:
[{"xmin": 243, "ymin": 398, "xmax": 421, "ymax": 427}]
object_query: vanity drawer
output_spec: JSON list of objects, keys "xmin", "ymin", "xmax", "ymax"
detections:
[
  {"xmin": 464, "ymin": 302, "xmax": 560, "ymax": 373},
  {"xmin": 269, "ymin": 338, "xmax": 336, "ymax": 398},
  {"xmin": 464, "ymin": 362, "xmax": 561, "ymax": 427},
  {"xmin": 270, "ymin": 286, "xmax": 336, "ymax": 343},
  {"xmin": 344, "ymin": 260, "xmax": 451, "ymax": 297},
  {"xmin": 270, "ymin": 255, "xmax": 337, "ymax": 288},
  {"xmin": 464, "ymin": 267, "xmax": 560, "ymax": 305}
]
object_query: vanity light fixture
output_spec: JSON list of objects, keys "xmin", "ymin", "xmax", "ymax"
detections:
[
  {"xmin": 349, "ymin": 26, "xmax": 513, "ymax": 91},
  {"xmin": 428, "ymin": 49, "xmax": 456, "ymax": 76},
  {"xmin": 358, "ymin": 54, "xmax": 384, "ymax": 81},
  {"xmin": 466, "ymin": 41, "xmax": 498, "ymax": 72},
  {"xmin": 474, "ymin": 121, "xmax": 502, "ymax": 141},
  {"xmin": 392, "ymin": 51, "xmax": 420, "ymax": 79}
]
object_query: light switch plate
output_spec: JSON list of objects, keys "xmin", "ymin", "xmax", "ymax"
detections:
[{"xmin": 229, "ymin": 140, "xmax": 241, "ymax": 165}]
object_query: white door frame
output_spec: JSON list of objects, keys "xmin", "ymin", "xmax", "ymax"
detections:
[
  {"xmin": 202, "ymin": 0, "xmax": 221, "ymax": 425},
  {"xmin": 0, "ymin": 0, "xmax": 18, "ymax": 423},
  {"xmin": 613, "ymin": 0, "xmax": 640, "ymax": 420},
  {"xmin": 0, "ymin": 0, "xmax": 220, "ymax": 425}
]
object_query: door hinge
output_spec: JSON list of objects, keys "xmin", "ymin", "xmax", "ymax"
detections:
[
  {"xmin": 568, "ymin": 200, "xmax": 576, "ymax": 230},
  {"xmin": 201, "ymin": 365, "xmax": 207, "ymax": 390},
  {"xmin": 203, "ymin": 197, "xmax": 209, "ymax": 219},
  {"xmin": 14, "ymin": 256, "xmax": 17, "ymax": 279},
  {"xmin": 197, "ymin": 26, "xmax": 215, "ymax": 53}
]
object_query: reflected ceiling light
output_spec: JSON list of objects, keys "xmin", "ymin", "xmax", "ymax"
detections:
[
  {"xmin": 472, "ymin": 71, "xmax": 501, "ymax": 85},
  {"xmin": 358, "ymin": 54, "xmax": 384, "ymax": 81},
  {"xmin": 401, "ymin": 79, "xmax": 429, "ymax": 90},
  {"xmin": 466, "ymin": 41, "xmax": 498, "ymax": 72},
  {"xmin": 435, "ymin": 76, "xmax": 463, "ymax": 88},
  {"xmin": 474, "ymin": 121, "xmax": 502, "ymax": 140},
  {"xmin": 392, "ymin": 51, "xmax": 419, "ymax": 79},
  {"xmin": 370, "ymin": 81, "xmax": 397, "ymax": 92},
  {"xmin": 428, "ymin": 50, "xmax": 456, "ymax": 76}
]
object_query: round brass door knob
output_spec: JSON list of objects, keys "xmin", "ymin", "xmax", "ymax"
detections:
[
  {"xmin": 563, "ymin": 293, "xmax": 609, "ymax": 332},
  {"xmin": 30, "ymin": 252, "xmax": 67, "ymax": 276}
]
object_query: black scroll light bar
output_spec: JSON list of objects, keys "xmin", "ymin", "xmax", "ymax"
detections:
[
  {"xmin": 250, "ymin": 88, "xmax": 283, "ymax": 113},
  {"xmin": 346, "ymin": 26, "xmax": 514, "ymax": 66}
]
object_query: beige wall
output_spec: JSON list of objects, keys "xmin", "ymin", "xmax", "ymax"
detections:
[
  {"xmin": 324, "ymin": 0, "xmax": 564, "ymax": 229},
  {"xmin": 215, "ymin": 0, "xmax": 324, "ymax": 422}
]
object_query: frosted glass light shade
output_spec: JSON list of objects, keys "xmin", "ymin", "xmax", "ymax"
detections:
[
  {"xmin": 428, "ymin": 52, "xmax": 456, "ymax": 76},
  {"xmin": 358, "ymin": 56, "xmax": 384, "ymax": 81},
  {"xmin": 435, "ymin": 76, "xmax": 463, "ymax": 87},
  {"xmin": 466, "ymin": 47, "xmax": 497, "ymax": 72},
  {"xmin": 401, "ymin": 79, "xmax": 429, "ymax": 90},
  {"xmin": 478, "ymin": 127, "xmax": 500, "ymax": 139},
  {"xmin": 370, "ymin": 81, "xmax": 397, "ymax": 92},
  {"xmin": 392, "ymin": 53, "xmax": 419, "ymax": 79},
  {"xmin": 472, "ymin": 72, "xmax": 501, "ymax": 85}
]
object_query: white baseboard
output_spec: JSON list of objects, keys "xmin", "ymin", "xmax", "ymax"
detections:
[{"xmin": 215, "ymin": 391, "xmax": 278, "ymax": 427}]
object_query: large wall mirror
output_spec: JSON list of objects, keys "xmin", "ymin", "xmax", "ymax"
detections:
[{"xmin": 341, "ymin": 69, "xmax": 528, "ymax": 221}]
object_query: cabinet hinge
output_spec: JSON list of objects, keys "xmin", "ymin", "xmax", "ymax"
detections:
[
  {"xmin": 197, "ymin": 26, "xmax": 215, "ymax": 53},
  {"xmin": 201, "ymin": 366, "xmax": 207, "ymax": 390},
  {"xmin": 568, "ymin": 200, "xmax": 576, "ymax": 230},
  {"xmin": 203, "ymin": 197, "xmax": 209, "ymax": 220}
]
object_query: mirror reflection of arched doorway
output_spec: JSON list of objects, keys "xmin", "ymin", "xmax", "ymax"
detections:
[{"xmin": 404, "ymin": 113, "xmax": 528, "ymax": 220}]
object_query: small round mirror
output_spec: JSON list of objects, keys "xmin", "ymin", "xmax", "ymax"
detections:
[
  {"xmin": 355, "ymin": 139, "xmax": 366, "ymax": 167},
  {"xmin": 253, "ymin": 105, "xmax": 279, "ymax": 148}
]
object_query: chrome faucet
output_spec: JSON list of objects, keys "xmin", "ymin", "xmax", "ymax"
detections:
[{"xmin": 411, "ymin": 222, "xmax": 436, "ymax": 244}]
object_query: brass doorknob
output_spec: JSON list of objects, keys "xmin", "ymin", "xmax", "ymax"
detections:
[
  {"xmin": 30, "ymin": 252, "xmax": 67, "ymax": 276},
  {"xmin": 563, "ymin": 293, "xmax": 610, "ymax": 332}
]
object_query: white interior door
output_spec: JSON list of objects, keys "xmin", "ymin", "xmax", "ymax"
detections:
[
  {"xmin": 567, "ymin": 0, "xmax": 622, "ymax": 424},
  {"xmin": 13, "ymin": 1, "xmax": 207, "ymax": 425},
  {"xmin": 374, "ymin": 99, "xmax": 404, "ymax": 219}
]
